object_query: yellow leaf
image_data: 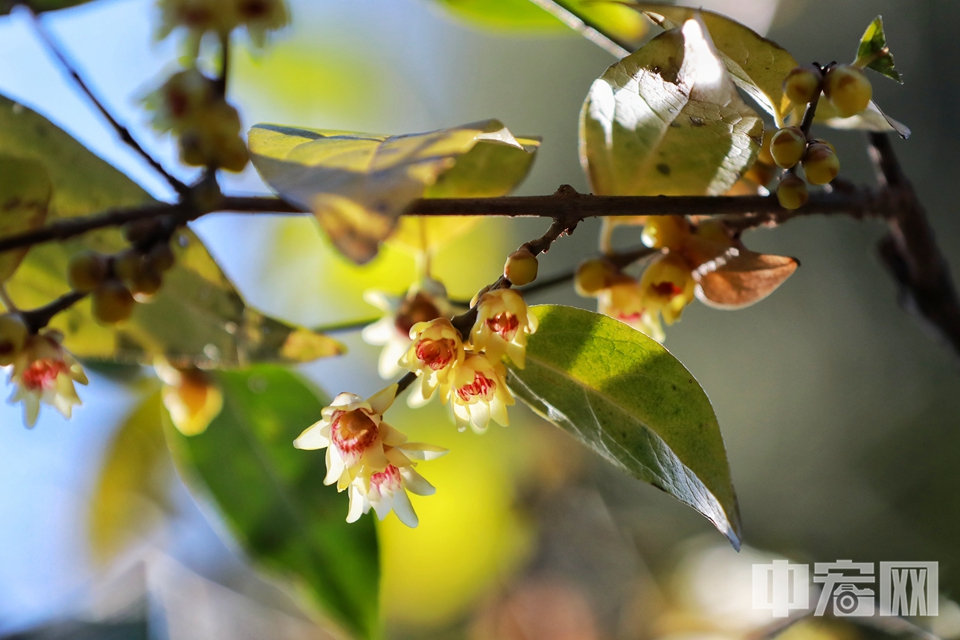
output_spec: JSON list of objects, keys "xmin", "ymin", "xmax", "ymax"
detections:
[
  {"xmin": 0, "ymin": 155, "xmax": 50, "ymax": 284},
  {"xmin": 248, "ymin": 120, "xmax": 538, "ymax": 264}
]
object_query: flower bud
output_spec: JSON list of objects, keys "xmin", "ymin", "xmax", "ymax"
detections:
[
  {"xmin": 67, "ymin": 251, "xmax": 108, "ymax": 293},
  {"xmin": 824, "ymin": 64, "xmax": 872, "ymax": 118},
  {"xmin": 503, "ymin": 248, "xmax": 539, "ymax": 286},
  {"xmin": 92, "ymin": 280, "xmax": 136, "ymax": 324},
  {"xmin": 802, "ymin": 143, "xmax": 840, "ymax": 185},
  {"xmin": 575, "ymin": 259, "xmax": 616, "ymax": 297},
  {"xmin": 770, "ymin": 127, "xmax": 807, "ymax": 170},
  {"xmin": 777, "ymin": 174, "xmax": 809, "ymax": 210},
  {"xmin": 783, "ymin": 64, "xmax": 823, "ymax": 105}
]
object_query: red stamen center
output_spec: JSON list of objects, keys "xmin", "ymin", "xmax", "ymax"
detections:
[
  {"xmin": 371, "ymin": 465, "xmax": 402, "ymax": 492},
  {"xmin": 457, "ymin": 371, "xmax": 495, "ymax": 402},
  {"xmin": 395, "ymin": 293, "xmax": 442, "ymax": 337},
  {"xmin": 331, "ymin": 410, "xmax": 379, "ymax": 457},
  {"xmin": 416, "ymin": 338, "xmax": 455, "ymax": 370},
  {"xmin": 22, "ymin": 359, "xmax": 68, "ymax": 392},
  {"xmin": 651, "ymin": 281, "xmax": 683, "ymax": 299},
  {"xmin": 486, "ymin": 312, "xmax": 519, "ymax": 341}
]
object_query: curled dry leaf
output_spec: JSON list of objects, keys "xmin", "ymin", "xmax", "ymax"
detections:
[{"xmin": 693, "ymin": 247, "xmax": 799, "ymax": 310}]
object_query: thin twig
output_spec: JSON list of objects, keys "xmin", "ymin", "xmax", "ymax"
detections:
[
  {"xmin": 216, "ymin": 32, "xmax": 231, "ymax": 98},
  {"xmin": 525, "ymin": 0, "xmax": 632, "ymax": 58},
  {"xmin": 23, "ymin": 7, "xmax": 190, "ymax": 197},
  {"xmin": 0, "ymin": 188, "xmax": 889, "ymax": 256},
  {"xmin": 312, "ymin": 316, "xmax": 379, "ymax": 335},
  {"xmin": 868, "ymin": 132, "xmax": 960, "ymax": 362},
  {"xmin": 21, "ymin": 291, "xmax": 87, "ymax": 333},
  {"xmin": 0, "ymin": 202, "xmax": 189, "ymax": 255}
]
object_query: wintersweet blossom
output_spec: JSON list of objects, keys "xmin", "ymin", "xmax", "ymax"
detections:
[
  {"xmin": 637, "ymin": 253, "xmax": 696, "ymax": 342},
  {"xmin": 293, "ymin": 384, "xmax": 447, "ymax": 526},
  {"xmin": 8, "ymin": 331, "xmax": 88, "ymax": 427},
  {"xmin": 448, "ymin": 354, "xmax": 514, "ymax": 433},
  {"xmin": 398, "ymin": 318, "xmax": 465, "ymax": 403},
  {"xmin": 362, "ymin": 278, "xmax": 454, "ymax": 379},
  {"xmin": 156, "ymin": 0, "xmax": 288, "ymax": 48},
  {"xmin": 470, "ymin": 289, "xmax": 538, "ymax": 368},
  {"xmin": 155, "ymin": 359, "xmax": 223, "ymax": 436}
]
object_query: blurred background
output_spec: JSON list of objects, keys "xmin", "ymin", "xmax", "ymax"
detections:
[{"xmin": 0, "ymin": 0, "xmax": 958, "ymax": 638}]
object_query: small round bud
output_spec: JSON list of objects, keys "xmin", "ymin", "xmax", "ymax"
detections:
[
  {"xmin": 783, "ymin": 64, "xmax": 823, "ymax": 105},
  {"xmin": 770, "ymin": 127, "xmax": 807, "ymax": 169},
  {"xmin": 67, "ymin": 251, "xmax": 108, "ymax": 293},
  {"xmin": 802, "ymin": 143, "xmax": 841, "ymax": 185},
  {"xmin": 92, "ymin": 280, "xmax": 136, "ymax": 325},
  {"xmin": 130, "ymin": 271, "xmax": 164, "ymax": 300},
  {"xmin": 808, "ymin": 138, "xmax": 836, "ymax": 154},
  {"xmin": 122, "ymin": 218, "xmax": 164, "ymax": 245},
  {"xmin": 113, "ymin": 249, "xmax": 145, "ymax": 284},
  {"xmin": 641, "ymin": 215, "xmax": 689, "ymax": 250},
  {"xmin": 824, "ymin": 64, "xmax": 872, "ymax": 118},
  {"xmin": 504, "ymin": 248, "xmax": 539, "ymax": 286},
  {"xmin": 575, "ymin": 259, "xmax": 615, "ymax": 297},
  {"xmin": 757, "ymin": 130, "xmax": 776, "ymax": 167},
  {"xmin": 0, "ymin": 313, "xmax": 29, "ymax": 366},
  {"xmin": 145, "ymin": 242, "xmax": 176, "ymax": 273},
  {"xmin": 777, "ymin": 174, "xmax": 809, "ymax": 210}
]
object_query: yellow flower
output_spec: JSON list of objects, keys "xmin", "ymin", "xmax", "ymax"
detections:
[
  {"xmin": 294, "ymin": 385, "xmax": 447, "ymax": 525},
  {"xmin": 641, "ymin": 215, "xmax": 690, "ymax": 251},
  {"xmin": 346, "ymin": 451, "xmax": 444, "ymax": 528},
  {"xmin": 362, "ymin": 278, "xmax": 455, "ymax": 380},
  {"xmin": 8, "ymin": 331, "xmax": 88, "ymax": 427},
  {"xmin": 470, "ymin": 289, "xmax": 538, "ymax": 368},
  {"xmin": 398, "ymin": 318, "xmax": 465, "ymax": 404},
  {"xmin": 637, "ymin": 253, "xmax": 696, "ymax": 341},
  {"xmin": 156, "ymin": 0, "xmax": 288, "ymax": 48},
  {"xmin": 597, "ymin": 274, "xmax": 644, "ymax": 325},
  {"xmin": 155, "ymin": 359, "xmax": 223, "ymax": 436},
  {"xmin": 448, "ymin": 354, "xmax": 514, "ymax": 433}
]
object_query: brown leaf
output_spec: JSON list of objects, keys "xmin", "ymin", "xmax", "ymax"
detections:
[{"xmin": 694, "ymin": 249, "xmax": 798, "ymax": 309}]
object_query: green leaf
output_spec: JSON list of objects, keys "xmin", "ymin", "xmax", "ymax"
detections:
[
  {"xmin": 624, "ymin": 3, "xmax": 799, "ymax": 123},
  {"xmin": 856, "ymin": 16, "xmax": 901, "ymax": 83},
  {"xmin": 248, "ymin": 119, "xmax": 538, "ymax": 264},
  {"xmin": 0, "ymin": 0, "xmax": 94, "ymax": 15},
  {"xmin": 0, "ymin": 94, "xmax": 343, "ymax": 366},
  {"xmin": 88, "ymin": 389, "xmax": 172, "ymax": 565},
  {"xmin": 814, "ymin": 99, "xmax": 911, "ymax": 139},
  {"xmin": 506, "ymin": 305, "xmax": 742, "ymax": 549},
  {"xmin": 580, "ymin": 17, "xmax": 763, "ymax": 197},
  {"xmin": 429, "ymin": 0, "xmax": 648, "ymax": 47},
  {"xmin": 165, "ymin": 366, "xmax": 380, "ymax": 639},
  {"xmin": 0, "ymin": 155, "xmax": 50, "ymax": 284}
]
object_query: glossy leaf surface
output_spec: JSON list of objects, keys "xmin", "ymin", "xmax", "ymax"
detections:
[
  {"xmin": 506, "ymin": 304, "xmax": 742, "ymax": 549},
  {"xmin": 580, "ymin": 18, "xmax": 762, "ymax": 197}
]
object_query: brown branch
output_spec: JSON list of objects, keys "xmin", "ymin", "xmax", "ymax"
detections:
[
  {"xmin": 0, "ymin": 202, "xmax": 189, "ymax": 255},
  {"xmin": 24, "ymin": 7, "xmax": 189, "ymax": 197},
  {"xmin": 868, "ymin": 132, "xmax": 960, "ymax": 361},
  {"xmin": 21, "ymin": 291, "xmax": 87, "ymax": 333},
  {"xmin": 525, "ymin": 0, "xmax": 632, "ymax": 58},
  {"xmin": 0, "ymin": 188, "xmax": 889, "ymax": 257}
]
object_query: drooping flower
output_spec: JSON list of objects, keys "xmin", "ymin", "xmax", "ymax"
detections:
[
  {"xmin": 636, "ymin": 253, "xmax": 696, "ymax": 342},
  {"xmin": 346, "ymin": 450, "xmax": 444, "ymax": 528},
  {"xmin": 362, "ymin": 278, "xmax": 455, "ymax": 380},
  {"xmin": 7, "ymin": 330, "xmax": 88, "ymax": 427},
  {"xmin": 596, "ymin": 273, "xmax": 644, "ymax": 325},
  {"xmin": 155, "ymin": 0, "xmax": 288, "ymax": 50},
  {"xmin": 470, "ymin": 289, "xmax": 538, "ymax": 368},
  {"xmin": 398, "ymin": 318, "xmax": 465, "ymax": 404},
  {"xmin": 155, "ymin": 359, "xmax": 223, "ymax": 436},
  {"xmin": 294, "ymin": 384, "xmax": 447, "ymax": 526},
  {"xmin": 448, "ymin": 353, "xmax": 514, "ymax": 433}
]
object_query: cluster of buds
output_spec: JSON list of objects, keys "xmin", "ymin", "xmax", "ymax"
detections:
[
  {"xmin": 575, "ymin": 216, "xmax": 705, "ymax": 342},
  {"xmin": 294, "ymin": 384, "xmax": 447, "ymax": 528},
  {"xmin": 773, "ymin": 62, "xmax": 874, "ymax": 209},
  {"xmin": 67, "ymin": 220, "xmax": 179, "ymax": 325},
  {"xmin": 144, "ymin": 68, "xmax": 248, "ymax": 172},
  {"xmin": 400, "ymin": 288, "xmax": 537, "ymax": 433},
  {"xmin": 1, "ymin": 314, "xmax": 87, "ymax": 427},
  {"xmin": 156, "ymin": 0, "xmax": 289, "ymax": 50}
]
